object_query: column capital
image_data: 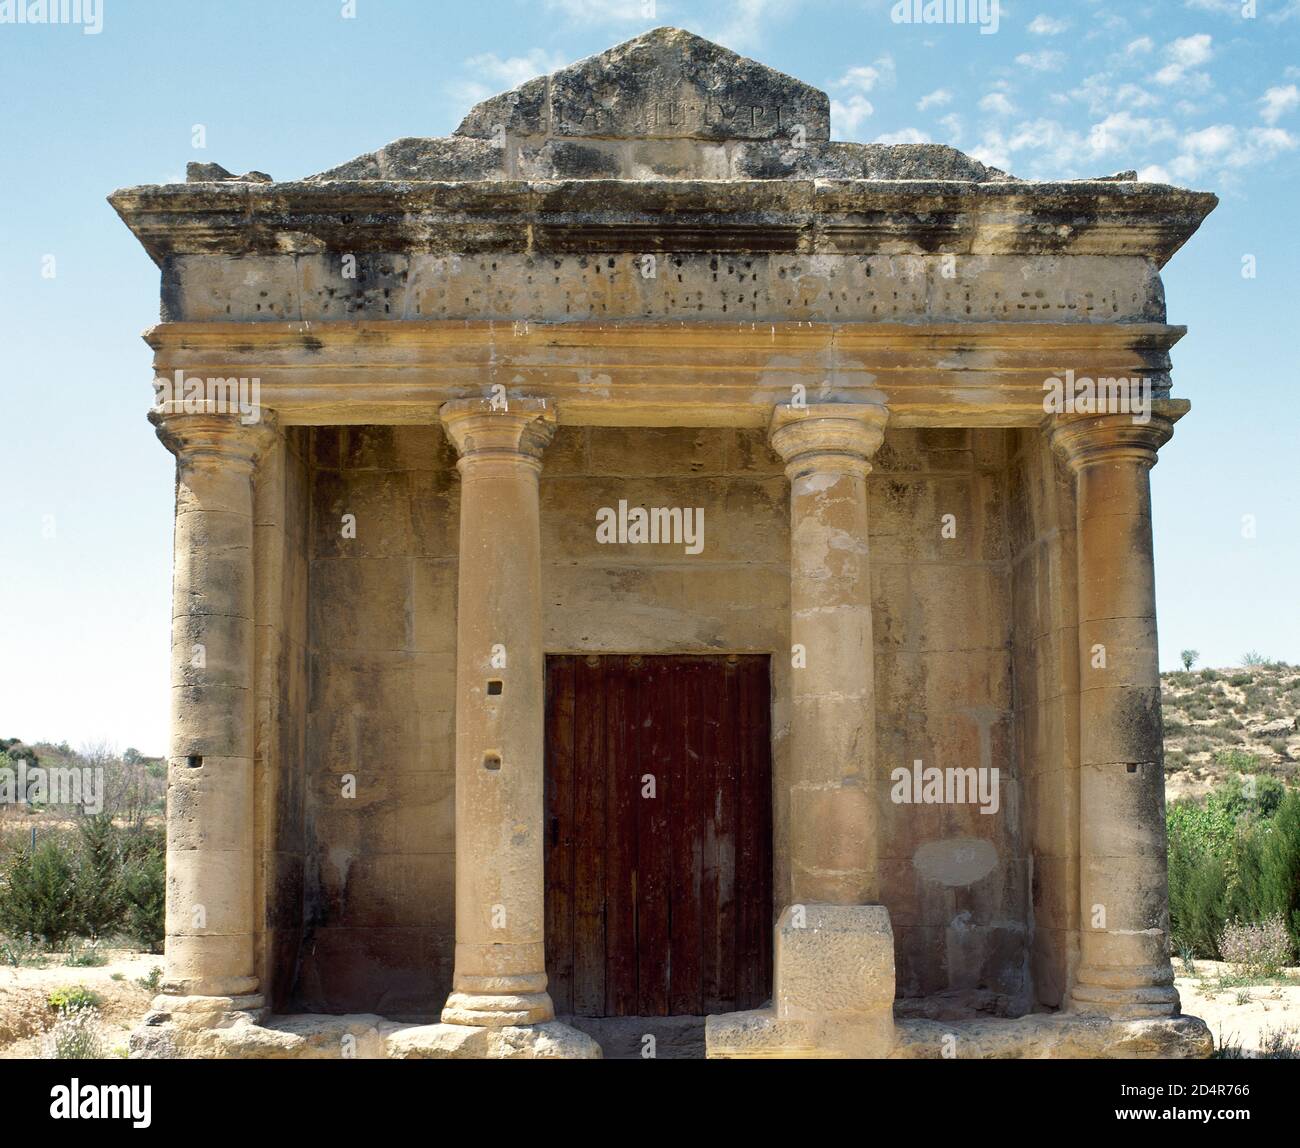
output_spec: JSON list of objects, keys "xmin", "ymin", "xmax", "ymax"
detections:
[
  {"xmin": 768, "ymin": 402, "xmax": 890, "ymax": 479},
  {"xmin": 149, "ymin": 409, "xmax": 279, "ymax": 468},
  {"xmin": 439, "ymin": 397, "xmax": 557, "ymax": 469},
  {"xmin": 1048, "ymin": 398, "xmax": 1188, "ymax": 472}
]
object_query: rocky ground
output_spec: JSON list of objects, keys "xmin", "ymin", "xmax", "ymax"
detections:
[
  {"xmin": 0, "ymin": 948, "xmax": 160, "ymax": 1059},
  {"xmin": 1162, "ymin": 663, "xmax": 1300, "ymax": 803}
]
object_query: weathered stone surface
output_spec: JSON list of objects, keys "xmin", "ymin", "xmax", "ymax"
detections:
[
  {"xmin": 187, "ymin": 162, "xmax": 272, "ymax": 183},
  {"xmin": 384, "ymin": 1022, "xmax": 491, "ymax": 1059},
  {"xmin": 486, "ymin": 1022, "xmax": 603, "ymax": 1060},
  {"xmin": 891, "ymin": 1013, "xmax": 1213, "ymax": 1059},
  {"xmin": 457, "ymin": 27, "xmax": 829, "ymax": 143}
]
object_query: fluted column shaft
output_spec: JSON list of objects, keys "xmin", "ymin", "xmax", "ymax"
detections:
[
  {"xmin": 153, "ymin": 410, "xmax": 276, "ymax": 1001},
  {"xmin": 1051, "ymin": 405, "xmax": 1184, "ymax": 1018},
  {"xmin": 440, "ymin": 397, "xmax": 557, "ymax": 1026},
  {"xmin": 769, "ymin": 403, "xmax": 889, "ymax": 906}
]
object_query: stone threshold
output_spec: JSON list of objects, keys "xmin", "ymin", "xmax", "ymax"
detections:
[{"xmin": 706, "ymin": 1008, "xmax": 1214, "ymax": 1059}]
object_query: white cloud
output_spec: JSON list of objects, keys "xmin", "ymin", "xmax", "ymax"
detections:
[
  {"xmin": 450, "ymin": 49, "xmax": 568, "ymax": 106},
  {"xmin": 939, "ymin": 112, "xmax": 963, "ymax": 143},
  {"xmin": 1184, "ymin": 123, "xmax": 1237, "ymax": 156},
  {"xmin": 1028, "ymin": 13, "xmax": 1069, "ymax": 35},
  {"xmin": 1015, "ymin": 50, "xmax": 1065, "ymax": 72},
  {"xmin": 833, "ymin": 56, "xmax": 897, "ymax": 93},
  {"xmin": 1088, "ymin": 112, "xmax": 1177, "ymax": 156},
  {"xmin": 703, "ymin": 0, "xmax": 802, "ymax": 52},
  {"xmin": 831, "ymin": 95, "xmax": 875, "ymax": 139},
  {"xmin": 1160, "ymin": 123, "xmax": 1297, "ymax": 182},
  {"xmin": 875, "ymin": 128, "xmax": 931, "ymax": 145},
  {"xmin": 1127, "ymin": 36, "xmax": 1154, "ymax": 55},
  {"xmin": 1171, "ymin": 32, "xmax": 1214, "ymax": 66},
  {"xmin": 1260, "ymin": 84, "xmax": 1300, "ymax": 125},
  {"xmin": 1155, "ymin": 33, "xmax": 1214, "ymax": 86},
  {"xmin": 1136, "ymin": 164, "xmax": 1172, "ymax": 182},
  {"xmin": 979, "ymin": 92, "xmax": 1017, "ymax": 116},
  {"xmin": 917, "ymin": 88, "xmax": 952, "ymax": 111},
  {"xmin": 543, "ymin": 0, "xmax": 651, "ymax": 22}
]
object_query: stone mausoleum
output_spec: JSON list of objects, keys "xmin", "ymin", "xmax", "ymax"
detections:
[{"xmin": 113, "ymin": 28, "xmax": 1217, "ymax": 1059}]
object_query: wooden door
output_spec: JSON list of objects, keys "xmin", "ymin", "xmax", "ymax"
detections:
[{"xmin": 544, "ymin": 654, "xmax": 773, "ymax": 1018}]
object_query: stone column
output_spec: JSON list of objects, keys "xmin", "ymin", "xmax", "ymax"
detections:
[
  {"xmin": 739, "ymin": 401, "xmax": 895, "ymax": 1058},
  {"xmin": 1051, "ymin": 402, "xmax": 1185, "ymax": 1019},
  {"xmin": 151, "ymin": 409, "xmax": 277, "ymax": 1007},
  {"xmin": 439, "ymin": 397, "xmax": 557, "ymax": 1027},
  {"xmin": 769, "ymin": 402, "xmax": 889, "ymax": 906}
]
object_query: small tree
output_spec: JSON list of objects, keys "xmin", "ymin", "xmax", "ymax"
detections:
[
  {"xmin": 1242, "ymin": 651, "xmax": 1269, "ymax": 667},
  {"xmin": 0, "ymin": 840, "xmax": 78, "ymax": 947},
  {"xmin": 71, "ymin": 815, "xmax": 125, "ymax": 939},
  {"xmin": 1180, "ymin": 649, "xmax": 1199, "ymax": 671}
]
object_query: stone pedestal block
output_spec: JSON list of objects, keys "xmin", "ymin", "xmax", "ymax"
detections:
[{"xmin": 708, "ymin": 904, "xmax": 897, "ymax": 1058}]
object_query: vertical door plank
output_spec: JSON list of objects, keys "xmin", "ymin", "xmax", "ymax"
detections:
[
  {"xmin": 543, "ymin": 656, "xmax": 575, "ymax": 1016},
  {"xmin": 715, "ymin": 659, "xmax": 740, "ymax": 1010},
  {"xmin": 737, "ymin": 656, "xmax": 771, "ymax": 1009},
  {"xmin": 699, "ymin": 658, "xmax": 724, "ymax": 1013},
  {"xmin": 572, "ymin": 656, "xmax": 607, "ymax": 1015},
  {"xmin": 636, "ymin": 658, "xmax": 671, "ymax": 1016},
  {"xmin": 603, "ymin": 655, "xmax": 638, "ymax": 1016},
  {"xmin": 669, "ymin": 659, "xmax": 705, "ymax": 1014}
]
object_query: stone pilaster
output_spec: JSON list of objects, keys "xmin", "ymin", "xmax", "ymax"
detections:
[
  {"xmin": 150, "ymin": 409, "xmax": 278, "ymax": 1009},
  {"xmin": 1050, "ymin": 400, "xmax": 1187, "ymax": 1019},
  {"xmin": 439, "ymin": 398, "xmax": 557, "ymax": 1027}
]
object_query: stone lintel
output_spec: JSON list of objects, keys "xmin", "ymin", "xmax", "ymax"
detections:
[{"xmin": 141, "ymin": 320, "xmax": 1187, "ymax": 429}]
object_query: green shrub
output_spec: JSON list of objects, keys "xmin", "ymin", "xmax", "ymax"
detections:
[
  {"xmin": 47, "ymin": 985, "xmax": 101, "ymax": 1012},
  {"xmin": 1214, "ymin": 748, "xmax": 1259, "ymax": 771},
  {"xmin": 64, "ymin": 939, "xmax": 107, "ymax": 967},
  {"xmin": 0, "ymin": 839, "xmax": 78, "ymax": 946},
  {"xmin": 122, "ymin": 847, "xmax": 165, "ymax": 953},
  {"xmin": 71, "ymin": 816, "xmax": 125, "ymax": 939}
]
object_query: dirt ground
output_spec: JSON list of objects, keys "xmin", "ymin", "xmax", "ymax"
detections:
[
  {"xmin": 1176, "ymin": 961, "xmax": 1300, "ymax": 1057},
  {"xmin": 1, "ymin": 950, "xmax": 1294, "ymax": 1058},
  {"xmin": 0, "ymin": 948, "xmax": 161, "ymax": 1059}
]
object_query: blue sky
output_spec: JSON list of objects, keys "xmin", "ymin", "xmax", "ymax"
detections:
[{"xmin": 1, "ymin": 0, "xmax": 1297, "ymax": 754}]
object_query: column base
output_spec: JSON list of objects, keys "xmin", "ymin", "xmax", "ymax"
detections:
[
  {"xmin": 707, "ymin": 903, "xmax": 897, "ymax": 1059},
  {"xmin": 1070, "ymin": 981, "xmax": 1181, "ymax": 1019},
  {"xmin": 441, "ymin": 990, "xmax": 555, "ymax": 1027}
]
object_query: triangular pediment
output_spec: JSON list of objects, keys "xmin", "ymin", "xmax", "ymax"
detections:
[{"xmin": 454, "ymin": 26, "xmax": 830, "ymax": 143}]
